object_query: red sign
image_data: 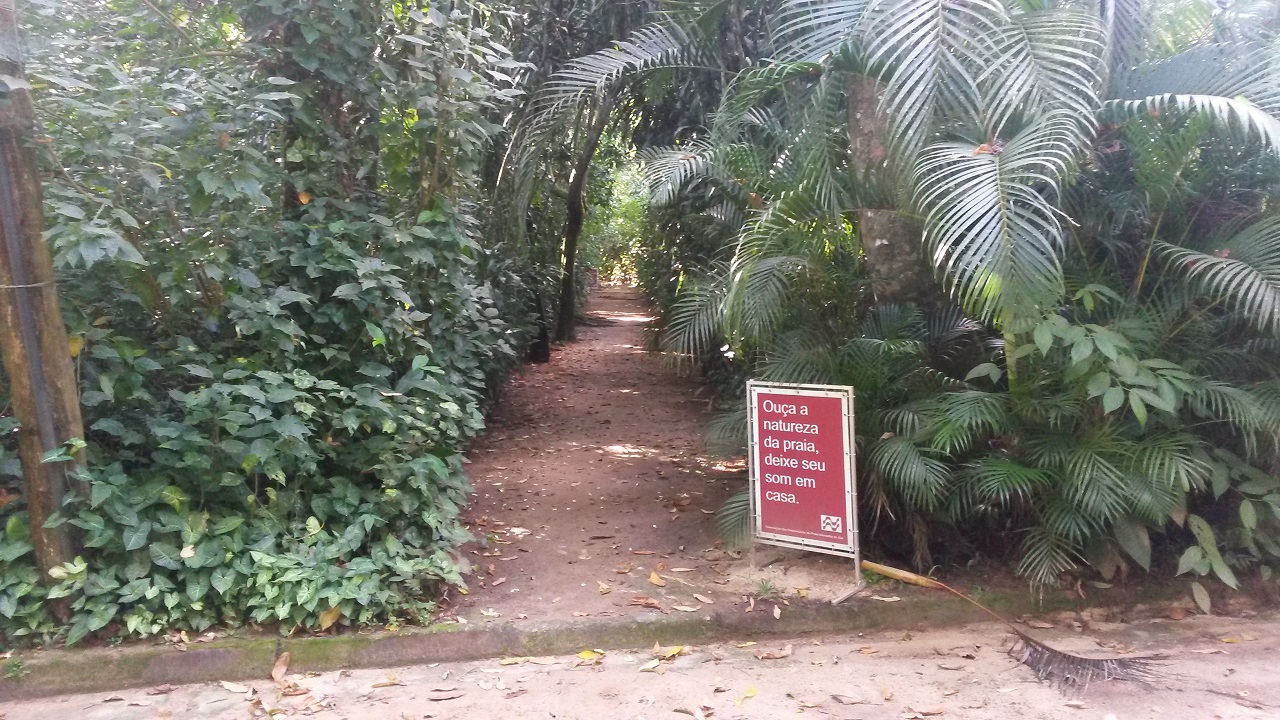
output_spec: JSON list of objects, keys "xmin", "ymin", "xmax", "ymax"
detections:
[{"xmin": 748, "ymin": 382, "xmax": 857, "ymax": 557}]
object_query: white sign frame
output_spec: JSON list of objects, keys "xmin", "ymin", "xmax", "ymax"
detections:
[{"xmin": 747, "ymin": 381, "xmax": 859, "ymax": 567}]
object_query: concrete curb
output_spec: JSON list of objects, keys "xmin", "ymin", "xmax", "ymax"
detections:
[{"xmin": 1, "ymin": 585, "xmax": 1185, "ymax": 702}]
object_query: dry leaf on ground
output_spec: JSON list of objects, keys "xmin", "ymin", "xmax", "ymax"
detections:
[
  {"xmin": 219, "ymin": 681, "xmax": 251, "ymax": 694},
  {"xmin": 649, "ymin": 570, "xmax": 667, "ymax": 587},
  {"xmin": 673, "ymin": 605, "xmax": 698, "ymax": 612},
  {"xmin": 693, "ymin": 593, "xmax": 713, "ymax": 604},
  {"xmin": 271, "ymin": 652, "xmax": 291, "ymax": 682},
  {"xmin": 146, "ymin": 685, "xmax": 176, "ymax": 695},
  {"xmin": 631, "ymin": 595, "xmax": 662, "ymax": 610},
  {"xmin": 754, "ymin": 644, "xmax": 793, "ymax": 660},
  {"xmin": 598, "ymin": 581, "xmax": 611, "ymax": 594}
]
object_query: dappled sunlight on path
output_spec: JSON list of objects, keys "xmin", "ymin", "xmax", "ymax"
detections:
[{"xmin": 448, "ymin": 286, "xmax": 741, "ymax": 624}]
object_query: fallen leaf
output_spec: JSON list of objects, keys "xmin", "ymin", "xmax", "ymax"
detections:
[
  {"xmin": 795, "ymin": 587, "xmax": 809, "ymax": 598},
  {"xmin": 694, "ymin": 593, "xmax": 713, "ymax": 604},
  {"xmin": 220, "ymin": 681, "xmax": 251, "ymax": 694},
  {"xmin": 904, "ymin": 707, "xmax": 945, "ymax": 717},
  {"xmin": 632, "ymin": 550, "xmax": 656, "ymax": 555},
  {"xmin": 734, "ymin": 687, "xmax": 757, "ymax": 706},
  {"xmin": 480, "ymin": 607, "xmax": 501, "ymax": 617},
  {"xmin": 870, "ymin": 595, "xmax": 901, "ymax": 602},
  {"xmin": 938, "ymin": 663, "xmax": 965, "ymax": 671},
  {"xmin": 630, "ymin": 595, "xmax": 662, "ymax": 610},
  {"xmin": 428, "ymin": 690, "xmax": 465, "ymax": 701},
  {"xmin": 127, "ymin": 701, "xmax": 153, "ymax": 707},
  {"xmin": 832, "ymin": 694, "xmax": 867, "ymax": 705},
  {"xmin": 669, "ymin": 567, "xmax": 694, "ymax": 572},
  {"xmin": 271, "ymin": 652, "xmax": 291, "ymax": 682},
  {"xmin": 882, "ymin": 687, "xmax": 894, "ymax": 701},
  {"xmin": 754, "ymin": 644, "xmax": 793, "ymax": 660},
  {"xmin": 654, "ymin": 644, "xmax": 689, "ymax": 659},
  {"xmin": 1026, "ymin": 620, "xmax": 1055, "ymax": 629},
  {"xmin": 598, "ymin": 581, "xmax": 611, "ymax": 594},
  {"xmin": 371, "ymin": 675, "xmax": 405, "ymax": 688},
  {"xmin": 772, "ymin": 604, "xmax": 781, "ymax": 619},
  {"xmin": 615, "ymin": 562, "xmax": 634, "ymax": 574},
  {"xmin": 736, "ymin": 641, "xmax": 757, "ymax": 648},
  {"xmin": 146, "ymin": 685, "xmax": 176, "ymax": 696},
  {"xmin": 103, "ymin": 696, "xmax": 125, "ymax": 703},
  {"xmin": 504, "ymin": 689, "xmax": 528, "ymax": 699},
  {"xmin": 1192, "ymin": 649, "xmax": 1227, "ymax": 655},
  {"xmin": 317, "ymin": 605, "xmax": 342, "ymax": 631},
  {"xmin": 638, "ymin": 659, "xmax": 661, "ymax": 672},
  {"xmin": 858, "ymin": 646, "xmax": 878, "ymax": 655},
  {"xmin": 576, "ymin": 649, "xmax": 604, "ymax": 665},
  {"xmin": 491, "ymin": 577, "xmax": 507, "ymax": 587},
  {"xmin": 649, "ymin": 571, "xmax": 667, "ymax": 587},
  {"xmin": 673, "ymin": 605, "xmax": 698, "ymax": 612},
  {"xmin": 1064, "ymin": 700, "xmax": 1086, "ymax": 709}
]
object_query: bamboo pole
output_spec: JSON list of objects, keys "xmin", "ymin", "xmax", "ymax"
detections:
[{"xmin": 0, "ymin": 0, "xmax": 86, "ymax": 581}]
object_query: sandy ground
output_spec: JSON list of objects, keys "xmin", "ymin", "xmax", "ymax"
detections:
[
  {"xmin": 450, "ymin": 286, "xmax": 747, "ymax": 625},
  {"xmin": 3, "ymin": 613, "xmax": 1278, "ymax": 719}
]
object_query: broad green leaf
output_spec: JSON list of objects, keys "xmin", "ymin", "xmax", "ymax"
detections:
[
  {"xmin": 1190, "ymin": 581, "xmax": 1211, "ymax": 615},
  {"xmin": 150, "ymin": 542, "xmax": 183, "ymax": 571},
  {"xmin": 123, "ymin": 522, "xmax": 152, "ymax": 552},
  {"xmin": 1240, "ymin": 500, "xmax": 1257, "ymax": 530},
  {"xmin": 1176, "ymin": 546, "xmax": 1204, "ymax": 576},
  {"xmin": 1112, "ymin": 517, "xmax": 1151, "ymax": 571},
  {"xmin": 1187, "ymin": 514, "xmax": 1238, "ymax": 589},
  {"xmin": 1101, "ymin": 386, "xmax": 1125, "ymax": 413},
  {"xmin": 1085, "ymin": 371, "xmax": 1110, "ymax": 398},
  {"xmin": 211, "ymin": 567, "xmax": 236, "ymax": 595},
  {"xmin": 1129, "ymin": 391, "xmax": 1148, "ymax": 425}
]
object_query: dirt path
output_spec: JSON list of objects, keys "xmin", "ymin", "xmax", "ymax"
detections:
[
  {"xmin": 6, "ymin": 614, "xmax": 1278, "ymax": 719},
  {"xmin": 449, "ymin": 286, "xmax": 742, "ymax": 624}
]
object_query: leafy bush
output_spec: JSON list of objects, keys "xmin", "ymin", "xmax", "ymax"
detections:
[{"xmin": 0, "ymin": 0, "xmax": 531, "ymax": 645}]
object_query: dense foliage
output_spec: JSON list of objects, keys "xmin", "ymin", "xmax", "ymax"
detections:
[
  {"xmin": 545, "ymin": 0, "xmax": 1280, "ymax": 596},
  {"xmin": 0, "ymin": 0, "xmax": 533, "ymax": 644}
]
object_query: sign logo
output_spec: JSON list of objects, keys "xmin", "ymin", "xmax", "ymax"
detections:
[{"xmin": 820, "ymin": 515, "xmax": 842, "ymax": 533}]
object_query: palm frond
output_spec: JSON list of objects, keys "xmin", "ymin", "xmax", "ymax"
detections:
[
  {"xmin": 979, "ymin": 9, "xmax": 1102, "ymax": 138},
  {"xmin": 860, "ymin": 0, "xmax": 1001, "ymax": 157},
  {"xmin": 760, "ymin": 329, "xmax": 843, "ymax": 384},
  {"xmin": 867, "ymin": 436, "xmax": 950, "ymax": 511},
  {"xmin": 715, "ymin": 490, "xmax": 753, "ymax": 548},
  {"xmin": 1016, "ymin": 525, "xmax": 1080, "ymax": 586},
  {"xmin": 772, "ymin": 0, "xmax": 869, "ymax": 63},
  {"xmin": 664, "ymin": 270, "xmax": 729, "ymax": 356},
  {"xmin": 1156, "ymin": 216, "xmax": 1280, "ymax": 335},
  {"xmin": 914, "ymin": 112, "xmax": 1078, "ymax": 323},
  {"xmin": 926, "ymin": 390, "xmax": 1010, "ymax": 455},
  {"xmin": 1102, "ymin": 94, "xmax": 1280, "ymax": 155},
  {"xmin": 638, "ymin": 141, "xmax": 738, "ymax": 206}
]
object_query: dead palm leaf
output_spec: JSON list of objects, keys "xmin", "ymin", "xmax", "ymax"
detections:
[{"xmin": 861, "ymin": 560, "xmax": 1166, "ymax": 694}]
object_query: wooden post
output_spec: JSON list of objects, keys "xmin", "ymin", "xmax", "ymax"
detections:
[{"xmin": 0, "ymin": 0, "xmax": 86, "ymax": 579}]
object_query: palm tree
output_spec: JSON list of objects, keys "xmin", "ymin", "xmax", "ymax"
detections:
[{"xmin": 633, "ymin": 0, "xmax": 1280, "ymax": 585}]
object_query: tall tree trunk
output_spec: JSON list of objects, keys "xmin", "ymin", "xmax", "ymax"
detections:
[
  {"xmin": 554, "ymin": 95, "xmax": 613, "ymax": 342},
  {"xmin": 0, "ymin": 0, "xmax": 86, "ymax": 581},
  {"xmin": 846, "ymin": 75, "xmax": 933, "ymax": 306}
]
